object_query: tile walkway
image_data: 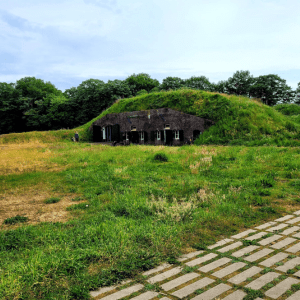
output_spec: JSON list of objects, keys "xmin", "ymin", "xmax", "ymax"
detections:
[{"xmin": 91, "ymin": 210, "xmax": 300, "ymax": 299}]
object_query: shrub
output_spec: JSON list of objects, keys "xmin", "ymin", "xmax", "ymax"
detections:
[
  {"xmin": 4, "ymin": 215, "xmax": 28, "ymax": 225},
  {"xmin": 44, "ymin": 197, "xmax": 61, "ymax": 204},
  {"xmin": 153, "ymin": 152, "xmax": 168, "ymax": 162}
]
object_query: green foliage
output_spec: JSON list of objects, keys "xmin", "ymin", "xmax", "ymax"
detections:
[
  {"xmin": 160, "ymin": 76, "xmax": 185, "ymax": 90},
  {"xmin": 224, "ymin": 70, "xmax": 254, "ymax": 96},
  {"xmin": 125, "ymin": 73, "xmax": 159, "ymax": 95},
  {"xmin": 249, "ymin": 74, "xmax": 294, "ymax": 106},
  {"xmin": 4, "ymin": 215, "xmax": 28, "ymax": 225},
  {"xmin": 44, "ymin": 197, "xmax": 61, "ymax": 204},
  {"xmin": 184, "ymin": 76, "xmax": 212, "ymax": 91},
  {"xmin": 153, "ymin": 152, "xmax": 168, "ymax": 162},
  {"xmin": 275, "ymin": 103, "xmax": 300, "ymax": 116}
]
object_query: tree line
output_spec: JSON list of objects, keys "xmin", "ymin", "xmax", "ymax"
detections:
[{"xmin": 1, "ymin": 71, "xmax": 300, "ymax": 134}]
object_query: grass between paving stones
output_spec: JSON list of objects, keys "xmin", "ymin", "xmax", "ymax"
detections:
[{"xmin": 1, "ymin": 143, "xmax": 300, "ymax": 299}]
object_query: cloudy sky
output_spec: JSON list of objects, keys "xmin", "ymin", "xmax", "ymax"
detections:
[{"xmin": 1, "ymin": 0, "xmax": 300, "ymax": 91}]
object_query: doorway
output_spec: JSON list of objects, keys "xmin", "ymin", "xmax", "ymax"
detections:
[
  {"xmin": 131, "ymin": 131, "xmax": 139, "ymax": 144},
  {"xmin": 165, "ymin": 130, "xmax": 173, "ymax": 145},
  {"xmin": 193, "ymin": 130, "xmax": 201, "ymax": 141}
]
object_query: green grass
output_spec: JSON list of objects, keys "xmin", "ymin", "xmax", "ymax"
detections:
[
  {"xmin": 44, "ymin": 197, "xmax": 61, "ymax": 204},
  {"xmin": 1, "ymin": 142, "xmax": 300, "ymax": 299}
]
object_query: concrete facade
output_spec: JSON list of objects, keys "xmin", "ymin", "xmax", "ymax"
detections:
[{"xmin": 91, "ymin": 108, "xmax": 214, "ymax": 146}]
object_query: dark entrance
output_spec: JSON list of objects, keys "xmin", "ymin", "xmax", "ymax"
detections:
[
  {"xmin": 111, "ymin": 124, "xmax": 120, "ymax": 142},
  {"xmin": 165, "ymin": 130, "xmax": 173, "ymax": 145},
  {"xmin": 93, "ymin": 125, "xmax": 103, "ymax": 142},
  {"xmin": 131, "ymin": 131, "xmax": 139, "ymax": 144},
  {"xmin": 193, "ymin": 130, "xmax": 201, "ymax": 141}
]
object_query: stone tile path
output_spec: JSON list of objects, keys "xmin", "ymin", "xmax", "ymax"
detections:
[{"xmin": 91, "ymin": 210, "xmax": 300, "ymax": 299}]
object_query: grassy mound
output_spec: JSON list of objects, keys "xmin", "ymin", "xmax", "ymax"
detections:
[
  {"xmin": 82, "ymin": 89, "xmax": 300, "ymax": 146},
  {"xmin": 1, "ymin": 89, "xmax": 300, "ymax": 146}
]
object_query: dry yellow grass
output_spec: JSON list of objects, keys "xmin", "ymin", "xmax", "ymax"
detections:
[
  {"xmin": 0, "ymin": 140, "xmax": 62, "ymax": 175},
  {"xmin": 0, "ymin": 185, "xmax": 87, "ymax": 228}
]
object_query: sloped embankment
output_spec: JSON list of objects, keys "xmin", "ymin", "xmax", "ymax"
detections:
[{"xmin": 82, "ymin": 89, "xmax": 300, "ymax": 146}]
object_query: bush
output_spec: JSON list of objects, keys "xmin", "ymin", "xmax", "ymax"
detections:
[
  {"xmin": 153, "ymin": 152, "xmax": 168, "ymax": 162},
  {"xmin": 4, "ymin": 215, "xmax": 28, "ymax": 225},
  {"xmin": 44, "ymin": 197, "xmax": 61, "ymax": 204}
]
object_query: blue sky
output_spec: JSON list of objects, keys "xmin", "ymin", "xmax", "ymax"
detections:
[{"xmin": 1, "ymin": 0, "xmax": 300, "ymax": 91}]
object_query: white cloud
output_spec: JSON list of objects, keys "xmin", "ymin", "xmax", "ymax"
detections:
[{"xmin": 1, "ymin": 0, "xmax": 300, "ymax": 90}]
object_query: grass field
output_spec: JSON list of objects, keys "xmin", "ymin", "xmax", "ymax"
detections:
[{"xmin": 1, "ymin": 141, "xmax": 300, "ymax": 299}]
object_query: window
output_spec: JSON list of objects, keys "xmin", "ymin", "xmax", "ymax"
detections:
[
  {"xmin": 140, "ymin": 131, "xmax": 144, "ymax": 141},
  {"xmin": 131, "ymin": 126, "xmax": 136, "ymax": 131},
  {"xmin": 164, "ymin": 124, "xmax": 170, "ymax": 129},
  {"xmin": 156, "ymin": 131, "xmax": 161, "ymax": 140},
  {"xmin": 102, "ymin": 127, "xmax": 106, "ymax": 139},
  {"xmin": 175, "ymin": 130, "xmax": 179, "ymax": 140}
]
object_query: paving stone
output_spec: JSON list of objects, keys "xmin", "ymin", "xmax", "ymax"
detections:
[
  {"xmin": 286, "ymin": 290, "xmax": 300, "ymax": 300},
  {"xmin": 245, "ymin": 231, "xmax": 267, "ymax": 241},
  {"xmin": 158, "ymin": 298, "xmax": 170, "ymax": 300},
  {"xmin": 259, "ymin": 234, "xmax": 282, "ymax": 246},
  {"xmin": 130, "ymin": 291, "xmax": 159, "ymax": 300},
  {"xmin": 244, "ymin": 248, "xmax": 274, "ymax": 262},
  {"xmin": 90, "ymin": 280, "xmax": 132, "ymax": 298},
  {"xmin": 245, "ymin": 272, "xmax": 280, "ymax": 290},
  {"xmin": 100, "ymin": 284, "xmax": 144, "ymax": 300},
  {"xmin": 231, "ymin": 229, "xmax": 256, "ymax": 239},
  {"xmin": 185, "ymin": 253, "xmax": 218, "ymax": 267},
  {"xmin": 198, "ymin": 257, "xmax": 231, "ymax": 273},
  {"xmin": 293, "ymin": 232, "xmax": 300, "ymax": 239},
  {"xmin": 260, "ymin": 252, "xmax": 289, "ymax": 267},
  {"xmin": 286, "ymin": 241, "xmax": 300, "ymax": 253},
  {"xmin": 231, "ymin": 245, "xmax": 260, "ymax": 257},
  {"xmin": 160, "ymin": 272, "xmax": 199, "ymax": 291},
  {"xmin": 293, "ymin": 210, "xmax": 300, "ymax": 215},
  {"xmin": 270, "ymin": 237, "xmax": 296, "ymax": 249},
  {"xmin": 287, "ymin": 216, "xmax": 300, "ymax": 224},
  {"xmin": 276, "ymin": 257, "xmax": 300, "ymax": 272},
  {"xmin": 228, "ymin": 266, "xmax": 262, "ymax": 284},
  {"xmin": 217, "ymin": 241, "xmax": 243, "ymax": 253},
  {"xmin": 177, "ymin": 251, "xmax": 204, "ymax": 262},
  {"xmin": 190, "ymin": 283, "xmax": 231, "ymax": 300},
  {"xmin": 171, "ymin": 277, "xmax": 214, "ymax": 298},
  {"xmin": 222, "ymin": 290, "xmax": 247, "ymax": 300},
  {"xmin": 207, "ymin": 238, "xmax": 233, "ymax": 249},
  {"xmin": 281, "ymin": 226, "xmax": 300, "ymax": 235},
  {"xmin": 212, "ymin": 262, "xmax": 246, "ymax": 278},
  {"xmin": 265, "ymin": 277, "xmax": 299, "ymax": 299},
  {"xmin": 143, "ymin": 263, "xmax": 171, "ymax": 276},
  {"xmin": 294, "ymin": 270, "xmax": 300, "ymax": 277},
  {"xmin": 274, "ymin": 215, "xmax": 295, "ymax": 222},
  {"xmin": 266, "ymin": 223, "xmax": 289, "ymax": 232},
  {"xmin": 255, "ymin": 221, "xmax": 277, "ymax": 230},
  {"xmin": 147, "ymin": 266, "xmax": 182, "ymax": 284}
]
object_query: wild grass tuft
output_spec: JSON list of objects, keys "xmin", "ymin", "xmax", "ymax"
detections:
[
  {"xmin": 3, "ymin": 215, "xmax": 28, "ymax": 225},
  {"xmin": 44, "ymin": 197, "xmax": 61, "ymax": 204}
]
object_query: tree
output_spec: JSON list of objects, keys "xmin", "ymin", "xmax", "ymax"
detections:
[
  {"xmin": 210, "ymin": 80, "xmax": 228, "ymax": 94},
  {"xmin": 160, "ymin": 77, "xmax": 184, "ymax": 90},
  {"xmin": 225, "ymin": 70, "xmax": 254, "ymax": 96},
  {"xmin": 250, "ymin": 74, "xmax": 294, "ymax": 106},
  {"xmin": 125, "ymin": 73, "xmax": 159, "ymax": 95},
  {"xmin": 184, "ymin": 76, "xmax": 211, "ymax": 91},
  {"xmin": 0, "ymin": 82, "xmax": 23, "ymax": 134},
  {"xmin": 295, "ymin": 82, "xmax": 300, "ymax": 104}
]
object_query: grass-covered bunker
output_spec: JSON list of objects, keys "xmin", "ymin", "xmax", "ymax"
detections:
[{"xmin": 91, "ymin": 107, "xmax": 214, "ymax": 145}]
